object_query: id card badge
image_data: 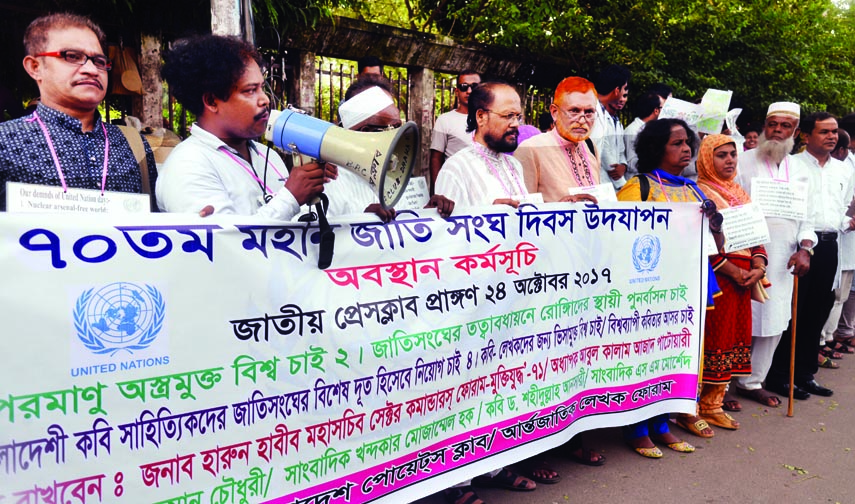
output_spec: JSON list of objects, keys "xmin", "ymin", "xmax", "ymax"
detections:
[
  {"xmin": 720, "ymin": 202, "xmax": 771, "ymax": 252},
  {"xmin": 750, "ymin": 177, "xmax": 808, "ymax": 220},
  {"xmin": 513, "ymin": 192, "xmax": 544, "ymax": 205},
  {"xmin": 567, "ymin": 183, "xmax": 618, "ymax": 202},
  {"xmin": 6, "ymin": 182, "xmax": 151, "ymax": 214},
  {"xmin": 395, "ymin": 176, "xmax": 430, "ymax": 210}
]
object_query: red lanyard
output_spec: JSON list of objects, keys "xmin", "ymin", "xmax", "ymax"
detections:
[{"xmin": 27, "ymin": 110, "xmax": 109, "ymax": 194}]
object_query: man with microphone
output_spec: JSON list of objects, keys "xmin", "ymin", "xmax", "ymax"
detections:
[{"xmin": 156, "ymin": 34, "xmax": 328, "ymax": 218}]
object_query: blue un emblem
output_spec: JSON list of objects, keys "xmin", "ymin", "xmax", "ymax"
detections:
[
  {"xmin": 632, "ymin": 235, "xmax": 661, "ymax": 273},
  {"xmin": 74, "ymin": 283, "xmax": 165, "ymax": 355}
]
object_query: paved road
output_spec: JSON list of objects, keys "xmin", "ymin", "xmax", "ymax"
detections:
[{"xmin": 414, "ymin": 361, "xmax": 854, "ymax": 504}]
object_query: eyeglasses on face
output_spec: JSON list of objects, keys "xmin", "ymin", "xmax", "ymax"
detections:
[
  {"xmin": 358, "ymin": 122, "xmax": 402, "ymax": 133},
  {"xmin": 483, "ymin": 110, "xmax": 523, "ymax": 124},
  {"xmin": 33, "ymin": 50, "xmax": 112, "ymax": 71},
  {"xmin": 558, "ymin": 107, "xmax": 596, "ymax": 122},
  {"xmin": 456, "ymin": 82, "xmax": 479, "ymax": 92}
]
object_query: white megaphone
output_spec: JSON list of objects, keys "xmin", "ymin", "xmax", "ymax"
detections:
[{"xmin": 264, "ymin": 108, "xmax": 419, "ymax": 209}]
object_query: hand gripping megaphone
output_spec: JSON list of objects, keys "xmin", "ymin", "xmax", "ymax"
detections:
[{"xmin": 264, "ymin": 107, "xmax": 419, "ymax": 209}]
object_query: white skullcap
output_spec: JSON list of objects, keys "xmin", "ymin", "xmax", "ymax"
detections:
[
  {"xmin": 338, "ymin": 86, "xmax": 394, "ymax": 130},
  {"xmin": 766, "ymin": 102, "xmax": 800, "ymax": 119}
]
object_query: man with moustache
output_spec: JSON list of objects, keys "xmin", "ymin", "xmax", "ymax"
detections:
[
  {"xmin": 591, "ymin": 64, "xmax": 631, "ymax": 190},
  {"xmin": 733, "ymin": 102, "xmax": 816, "ymax": 405},
  {"xmin": 156, "ymin": 34, "xmax": 326, "ymax": 218},
  {"xmin": 763, "ymin": 112, "xmax": 855, "ymax": 399},
  {"xmin": 430, "ymin": 69, "xmax": 481, "ymax": 193},
  {"xmin": 434, "ymin": 82, "xmax": 529, "ymax": 207},
  {"xmin": 0, "ymin": 13, "xmax": 156, "ymax": 211},
  {"xmin": 514, "ymin": 76, "xmax": 603, "ymax": 203}
]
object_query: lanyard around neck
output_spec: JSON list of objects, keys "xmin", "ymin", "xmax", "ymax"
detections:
[
  {"xmin": 764, "ymin": 156, "xmax": 790, "ymax": 182},
  {"xmin": 473, "ymin": 143, "xmax": 526, "ymax": 197},
  {"xmin": 219, "ymin": 144, "xmax": 289, "ymax": 197},
  {"xmin": 28, "ymin": 110, "xmax": 109, "ymax": 193},
  {"xmin": 654, "ymin": 172, "xmax": 702, "ymax": 203},
  {"xmin": 553, "ymin": 129, "xmax": 595, "ymax": 187}
]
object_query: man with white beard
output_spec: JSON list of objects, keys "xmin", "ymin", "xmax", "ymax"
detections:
[{"xmin": 733, "ymin": 102, "xmax": 817, "ymax": 405}]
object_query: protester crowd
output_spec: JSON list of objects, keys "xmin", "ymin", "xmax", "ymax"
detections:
[{"xmin": 4, "ymin": 13, "xmax": 855, "ymax": 504}]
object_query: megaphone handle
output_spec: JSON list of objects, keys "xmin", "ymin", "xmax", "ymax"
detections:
[
  {"xmin": 315, "ymin": 193, "xmax": 335, "ymax": 269},
  {"xmin": 289, "ymin": 143, "xmax": 325, "ymax": 207}
]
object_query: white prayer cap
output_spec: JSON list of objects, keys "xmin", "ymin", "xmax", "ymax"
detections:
[
  {"xmin": 766, "ymin": 102, "xmax": 800, "ymax": 119},
  {"xmin": 338, "ymin": 86, "xmax": 394, "ymax": 130}
]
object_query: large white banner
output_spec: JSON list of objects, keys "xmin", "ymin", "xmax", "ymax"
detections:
[{"xmin": 0, "ymin": 202, "xmax": 707, "ymax": 504}]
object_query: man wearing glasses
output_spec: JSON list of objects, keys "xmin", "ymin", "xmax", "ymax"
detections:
[
  {"xmin": 434, "ymin": 82, "xmax": 532, "ymax": 208},
  {"xmin": 429, "ymin": 69, "xmax": 481, "ymax": 194},
  {"xmin": 0, "ymin": 13, "xmax": 156, "ymax": 211},
  {"xmin": 514, "ymin": 76, "xmax": 603, "ymax": 203}
]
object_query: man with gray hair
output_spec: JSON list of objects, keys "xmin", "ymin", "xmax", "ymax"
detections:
[{"xmin": 733, "ymin": 102, "xmax": 816, "ymax": 405}]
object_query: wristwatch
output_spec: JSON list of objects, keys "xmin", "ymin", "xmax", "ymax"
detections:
[{"xmin": 800, "ymin": 245, "xmax": 814, "ymax": 256}]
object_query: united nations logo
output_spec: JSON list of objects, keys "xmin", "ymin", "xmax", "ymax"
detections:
[
  {"xmin": 74, "ymin": 283, "xmax": 165, "ymax": 355},
  {"xmin": 632, "ymin": 235, "xmax": 661, "ymax": 273}
]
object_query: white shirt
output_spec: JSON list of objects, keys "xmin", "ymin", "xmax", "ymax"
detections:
[
  {"xmin": 430, "ymin": 110, "xmax": 472, "ymax": 159},
  {"xmin": 623, "ymin": 117, "xmax": 645, "ymax": 178},
  {"xmin": 435, "ymin": 144, "xmax": 528, "ymax": 207},
  {"xmin": 156, "ymin": 124, "xmax": 299, "ymax": 220},
  {"xmin": 736, "ymin": 149, "xmax": 818, "ymax": 336},
  {"xmin": 591, "ymin": 102, "xmax": 627, "ymax": 189},
  {"xmin": 794, "ymin": 150, "xmax": 855, "ymax": 233},
  {"xmin": 322, "ymin": 167, "xmax": 379, "ymax": 217}
]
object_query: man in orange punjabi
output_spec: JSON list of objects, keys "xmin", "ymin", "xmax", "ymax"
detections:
[{"xmin": 515, "ymin": 77, "xmax": 602, "ymax": 203}]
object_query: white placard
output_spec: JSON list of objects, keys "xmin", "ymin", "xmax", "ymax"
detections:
[
  {"xmin": 6, "ymin": 182, "xmax": 151, "ymax": 214},
  {"xmin": 513, "ymin": 192, "xmax": 544, "ymax": 204},
  {"xmin": 395, "ymin": 176, "xmax": 430, "ymax": 210},
  {"xmin": 567, "ymin": 183, "xmax": 618, "ymax": 203},
  {"xmin": 750, "ymin": 178, "xmax": 808, "ymax": 221},
  {"xmin": 720, "ymin": 202, "xmax": 771, "ymax": 252}
]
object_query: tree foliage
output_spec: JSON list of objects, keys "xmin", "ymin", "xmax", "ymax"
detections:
[{"xmin": 343, "ymin": 0, "xmax": 855, "ymax": 120}]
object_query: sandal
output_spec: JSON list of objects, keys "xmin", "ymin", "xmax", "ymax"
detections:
[
  {"xmin": 820, "ymin": 346, "xmax": 843, "ymax": 359},
  {"xmin": 472, "ymin": 469, "xmax": 536, "ymax": 492},
  {"xmin": 674, "ymin": 415, "xmax": 715, "ymax": 438},
  {"xmin": 567, "ymin": 447, "xmax": 606, "ymax": 466},
  {"xmin": 723, "ymin": 394, "xmax": 742, "ymax": 412},
  {"xmin": 827, "ymin": 340, "xmax": 855, "ymax": 354},
  {"xmin": 444, "ymin": 486, "xmax": 484, "ymax": 504},
  {"xmin": 700, "ymin": 411, "xmax": 740, "ymax": 430},
  {"xmin": 735, "ymin": 387, "xmax": 781, "ymax": 407},
  {"xmin": 834, "ymin": 336, "xmax": 855, "ymax": 349},
  {"xmin": 524, "ymin": 459, "xmax": 561, "ymax": 484},
  {"xmin": 819, "ymin": 356, "xmax": 841, "ymax": 369}
]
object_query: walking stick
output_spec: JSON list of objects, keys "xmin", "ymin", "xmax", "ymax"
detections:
[{"xmin": 788, "ymin": 276, "xmax": 799, "ymax": 417}]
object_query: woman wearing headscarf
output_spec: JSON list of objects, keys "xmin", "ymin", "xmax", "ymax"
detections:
[{"xmin": 695, "ymin": 134, "xmax": 768, "ymax": 430}]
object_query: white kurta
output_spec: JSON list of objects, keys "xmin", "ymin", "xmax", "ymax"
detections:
[
  {"xmin": 735, "ymin": 149, "xmax": 817, "ymax": 336},
  {"xmin": 435, "ymin": 144, "xmax": 528, "ymax": 207}
]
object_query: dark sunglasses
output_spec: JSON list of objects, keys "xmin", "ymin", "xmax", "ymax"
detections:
[{"xmin": 457, "ymin": 82, "xmax": 479, "ymax": 92}]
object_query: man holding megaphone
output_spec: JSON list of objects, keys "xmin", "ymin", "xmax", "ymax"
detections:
[{"xmin": 156, "ymin": 35, "xmax": 332, "ymax": 218}]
